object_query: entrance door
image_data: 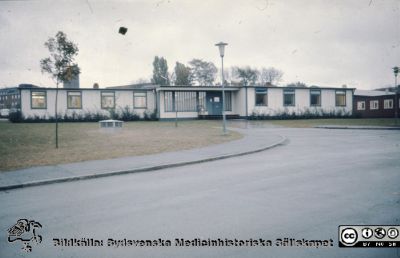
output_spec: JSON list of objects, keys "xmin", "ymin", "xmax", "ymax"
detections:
[{"xmin": 206, "ymin": 92, "xmax": 222, "ymax": 115}]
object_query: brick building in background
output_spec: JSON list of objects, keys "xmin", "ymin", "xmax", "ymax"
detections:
[{"xmin": 353, "ymin": 89, "xmax": 400, "ymax": 118}]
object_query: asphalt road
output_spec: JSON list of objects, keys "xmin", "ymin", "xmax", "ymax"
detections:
[{"xmin": 1, "ymin": 128, "xmax": 399, "ymax": 258}]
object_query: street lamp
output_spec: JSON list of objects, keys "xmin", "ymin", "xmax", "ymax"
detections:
[
  {"xmin": 215, "ymin": 42, "xmax": 228, "ymax": 134},
  {"xmin": 393, "ymin": 66, "xmax": 399, "ymax": 124}
]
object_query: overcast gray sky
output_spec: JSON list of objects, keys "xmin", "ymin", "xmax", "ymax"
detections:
[{"xmin": 0, "ymin": 0, "xmax": 399, "ymax": 89}]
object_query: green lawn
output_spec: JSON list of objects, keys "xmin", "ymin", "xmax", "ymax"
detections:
[
  {"xmin": 1, "ymin": 118, "xmax": 397, "ymax": 171},
  {"xmin": 0, "ymin": 121, "xmax": 242, "ymax": 171},
  {"xmin": 264, "ymin": 118, "xmax": 400, "ymax": 128}
]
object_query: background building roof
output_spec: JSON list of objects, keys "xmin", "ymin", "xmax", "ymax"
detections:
[
  {"xmin": 354, "ymin": 89, "xmax": 395, "ymax": 97},
  {"xmin": 106, "ymin": 83, "xmax": 157, "ymax": 90}
]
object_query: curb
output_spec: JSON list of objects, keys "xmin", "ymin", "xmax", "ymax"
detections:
[
  {"xmin": 314, "ymin": 126, "xmax": 400, "ymax": 130},
  {"xmin": 0, "ymin": 135, "xmax": 287, "ymax": 191}
]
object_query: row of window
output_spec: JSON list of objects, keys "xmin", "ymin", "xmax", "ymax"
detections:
[
  {"xmin": 164, "ymin": 91, "xmax": 232, "ymax": 112},
  {"xmin": 356, "ymin": 99, "xmax": 395, "ymax": 110},
  {"xmin": 255, "ymin": 89, "xmax": 347, "ymax": 107},
  {"xmin": 0, "ymin": 91, "xmax": 18, "ymax": 96},
  {"xmin": 0, "ymin": 94, "xmax": 20, "ymax": 102},
  {"xmin": 31, "ymin": 91, "xmax": 147, "ymax": 109},
  {"xmin": 0, "ymin": 101, "xmax": 19, "ymax": 106},
  {"xmin": 0, "ymin": 94, "xmax": 20, "ymax": 100},
  {"xmin": 29, "ymin": 89, "xmax": 349, "ymax": 110}
]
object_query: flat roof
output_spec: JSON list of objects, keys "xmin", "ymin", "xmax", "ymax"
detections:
[
  {"xmin": 19, "ymin": 87, "xmax": 156, "ymax": 91},
  {"xmin": 354, "ymin": 89, "xmax": 395, "ymax": 97},
  {"xmin": 16, "ymin": 84, "xmax": 356, "ymax": 91},
  {"xmin": 157, "ymin": 86, "xmax": 241, "ymax": 91},
  {"xmin": 106, "ymin": 83, "xmax": 157, "ymax": 90},
  {"xmin": 158, "ymin": 85, "xmax": 355, "ymax": 91}
]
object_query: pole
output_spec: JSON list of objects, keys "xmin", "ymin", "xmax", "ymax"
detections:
[
  {"xmin": 245, "ymin": 84, "xmax": 248, "ymax": 129},
  {"xmin": 395, "ymin": 74, "xmax": 398, "ymax": 125},
  {"xmin": 55, "ymin": 82, "xmax": 59, "ymax": 149},
  {"xmin": 175, "ymin": 92, "xmax": 178, "ymax": 127},
  {"xmin": 245, "ymin": 84, "xmax": 248, "ymax": 117},
  {"xmin": 221, "ymin": 56, "xmax": 227, "ymax": 134}
]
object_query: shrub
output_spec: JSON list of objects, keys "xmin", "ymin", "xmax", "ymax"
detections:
[
  {"xmin": 8, "ymin": 109, "xmax": 23, "ymax": 123},
  {"xmin": 93, "ymin": 111, "xmax": 109, "ymax": 121},
  {"xmin": 144, "ymin": 109, "xmax": 158, "ymax": 121},
  {"xmin": 120, "ymin": 106, "xmax": 140, "ymax": 121},
  {"xmin": 108, "ymin": 108, "xmax": 117, "ymax": 120},
  {"xmin": 249, "ymin": 107, "xmax": 354, "ymax": 120}
]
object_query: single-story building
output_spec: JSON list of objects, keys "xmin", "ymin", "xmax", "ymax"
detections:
[
  {"xmin": 353, "ymin": 89, "xmax": 400, "ymax": 118},
  {"xmin": 157, "ymin": 85, "xmax": 353, "ymax": 119},
  {"xmin": 19, "ymin": 83, "xmax": 157, "ymax": 119},
  {"xmin": 1, "ymin": 83, "xmax": 355, "ymax": 120}
]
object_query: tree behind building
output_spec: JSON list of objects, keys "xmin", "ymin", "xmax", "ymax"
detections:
[{"xmin": 152, "ymin": 56, "xmax": 169, "ymax": 86}]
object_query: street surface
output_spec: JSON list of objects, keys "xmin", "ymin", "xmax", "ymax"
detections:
[{"xmin": 1, "ymin": 128, "xmax": 399, "ymax": 257}]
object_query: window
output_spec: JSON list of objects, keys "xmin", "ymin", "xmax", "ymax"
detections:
[
  {"xmin": 310, "ymin": 89, "xmax": 321, "ymax": 106},
  {"xmin": 255, "ymin": 88, "xmax": 268, "ymax": 106},
  {"xmin": 67, "ymin": 91, "xmax": 82, "ymax": 109},
  {"xmin": 283, "ymin": 89, "xmax": 295, "ymax": 106},
  {"xmin": 164, "ymin": 91, "xmax": 174, "ymax": 112},
  {"xmin": 384, "ymin": 99, "xmax": 393, "ymax": 109},
  {"xmin": 357, "ymin": 101, "xmax": 365, "ymax": 110},
  {"xmin": 164, "ymin": 91, "xmax": 197, "ymax": 112},
  {"xmin": 335, "ymin": 90, "xmax": 346, "ymax": 106},
  {"xmin": 31, "ymin": 91, "xmax": 46, "ymax": 109},
  {"xmin": 134, "ymin": 92, "xmax": 147, "ymax": 108},
  {"xmin": 101, "ymin": 91, "xmax": 115, "ymax": 109},
  {"xmin": 198, "ymin": 92, "xmax": 206, "ymax": 111},
  {"xmin": 175, "ymin": 91, "xmax": 197, "ymax": 112},
  {"xmin": 370, "ymin": 100, "xmax": 379, "ymax": 110},
  {"xmin": 224, "ymin": 92, "xmax": 232, "ymax": 111}
]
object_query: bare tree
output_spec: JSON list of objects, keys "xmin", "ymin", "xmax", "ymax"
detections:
[
  {"xmin": 174, "ymin": 62, "xmax": 193, "ymax": 86},
  {"xmin": 232, "ymin": 66, "xmax": 259, "ymax": 86},
  {"xmin": 259, "ymin": 67, "xmax": 283, "ymax": 85},
  {"xmin": 189, "ymin": 59, "xmax": 217, "ymax": 86},
  {"xmin": 40, "ymin": 31, "xmax": 80, "ymax": 149},
  {"xmin": 222, "ymin": 68, "xmax": 234, "ymax": 86},
  {"xmin": 286, "ymin": 81, "xmax": 308, "ymax": 88},
  {"xmin": 152, "ymin": 56, "xmax": 169, "ymax": 86},
  {"xmin": 133, "ymin": 77, "xmax": 151, "ymax": 84}
]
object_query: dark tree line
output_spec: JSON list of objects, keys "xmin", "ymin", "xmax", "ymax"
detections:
[
  {"xmin": 151, "ymin": 56, "xmax": 292, "ymax": 87},
  {"xmin": 152, "ymin": 56, "xmax": 218, "ymax": 86}
]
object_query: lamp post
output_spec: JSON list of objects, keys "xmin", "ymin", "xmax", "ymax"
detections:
[
  {"xmin": 174, "ymin": 91, "xmax": 178, "ymax": 127},
  {"xmin": 215, "ymin": 42, "xmax": 228, "ymax": 134},
  {"xmin": 393, "ymin": 66, "xmax": 399, "ymax": 124}
]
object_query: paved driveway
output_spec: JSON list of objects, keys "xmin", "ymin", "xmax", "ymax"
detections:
[{"xmin": 1, "ymin": 128, "xmax": 399, "ymax": 258}]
